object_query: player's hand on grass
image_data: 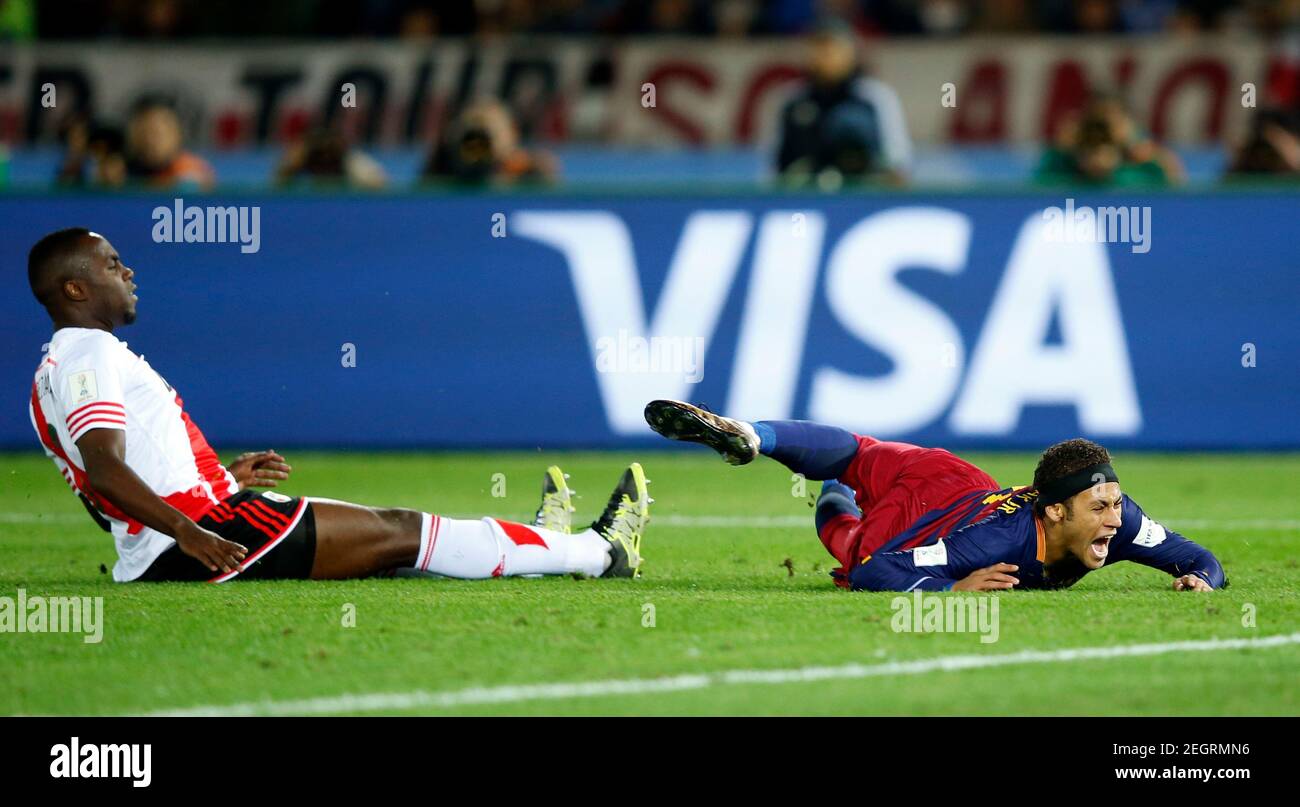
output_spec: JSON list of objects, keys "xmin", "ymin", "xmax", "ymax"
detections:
[
  {"xmin": 176, "ymin": 522, "xmax": 247, "ymax": 574},
  {"xmin": 951, "ymin": 563, "xmax": 1020, "ymax": 591},
  {"xmin": 228, "ymin": 450, "xmax": 292, "ymax": 489},
  {"xmin": 1173, "ymin": 573, "xmax": 1212, "ymax": 592}
]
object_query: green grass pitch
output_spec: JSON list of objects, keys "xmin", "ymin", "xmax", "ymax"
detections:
[{"xmin": 2, "ymin": 449, "xmax": 1298, "ymax": 716}]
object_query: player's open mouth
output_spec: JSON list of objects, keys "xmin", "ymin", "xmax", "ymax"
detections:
[{"xmin": 1090, "ymin": 535, "xmax": 1113, "ymax": 560}]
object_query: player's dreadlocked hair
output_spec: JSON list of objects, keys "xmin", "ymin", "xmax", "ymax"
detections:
[{"xmin": 1032, "ymin": 438, "xmax": 1111, "ymax": 518}]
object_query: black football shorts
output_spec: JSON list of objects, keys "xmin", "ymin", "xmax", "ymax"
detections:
[{"xmin": 135, "ymin": 489, "xmax": 316, "ymax": 582}]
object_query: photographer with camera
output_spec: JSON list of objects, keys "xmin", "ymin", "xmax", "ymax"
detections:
[
  {"xmin": 1034, "ymin": 93, "xmax": 1184, "ymax": 187},
  {"xmin": 422, "ymin": 99, "xmax": 558, "ymax": 187}
]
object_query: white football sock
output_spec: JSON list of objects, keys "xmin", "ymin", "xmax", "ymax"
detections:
[{"xmin": 414, "ymin": 514, "xmax": 610, "ymax": 579}]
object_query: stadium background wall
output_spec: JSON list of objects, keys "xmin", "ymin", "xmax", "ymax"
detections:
[
  {"xmin": 0, "ymin": 39, "xmax": 1268, "ymax": 147},
  {"xmin": 0, "ymin": 191, "xmax": 1294, "ymax": 450}
]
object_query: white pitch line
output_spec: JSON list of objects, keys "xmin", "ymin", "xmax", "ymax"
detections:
[
  {"xmin": 651, "ymin": 515, "xmax": 1300, "ymax": 531},
  {"xmin": 0, "ymin": 513, "xmax": 86, "ymax": 524},
  {"xmin": 140, "ymin": 632, "xmax": 1300, "ymax": 717},
  {"xmin": 4, "ymin": 512, "xmax": 1297, "ymax": 531},
  {"xmin": 1163, "ymin": 519, "xmax": 1300, "ymax": 531}
]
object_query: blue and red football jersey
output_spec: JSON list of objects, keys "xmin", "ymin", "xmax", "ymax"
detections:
[{"xmin": 849, "ymin": 487, "xmax": 1227, "ymax": 592}]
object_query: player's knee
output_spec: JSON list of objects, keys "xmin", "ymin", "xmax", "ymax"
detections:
[{"xmin": 373, "ymin": 507, "xmax": 423, "ymax": 540}]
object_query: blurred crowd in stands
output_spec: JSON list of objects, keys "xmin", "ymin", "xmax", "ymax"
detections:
[
  {"xmin": 49, "ymin": 95, "xmax": 559, "ymax": 190},
  {"xmin": 4, "ymin": 1, "xmax": 1299, "ymax": 190},
  {"xmin": 57, "ymin": 100, "xmax": 215, "ymax": 190},
  {"xmin": 42, "ymin": 40, "xmax": 1298, "ymax": 193},
  {"xmin": 1, "ymin": 0, "xmax": 1298, "ymax": 41},
  {"xmin": 774, "ymin": 20, "xmax": 1298, "ymax": 187}
]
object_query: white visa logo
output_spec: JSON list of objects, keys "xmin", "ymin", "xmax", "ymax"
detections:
[{"xmin": 514, "ymin": 208, "xmax": 1140, "ymax": 438}]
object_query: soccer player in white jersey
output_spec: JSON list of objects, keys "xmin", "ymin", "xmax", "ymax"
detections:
[{"xmin": 27, "ymin": 228, "xmax": 649, "ymax": 583}]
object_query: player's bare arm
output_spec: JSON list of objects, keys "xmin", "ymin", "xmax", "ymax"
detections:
[{"xmin": 77, "ymin": 428, "xmax": 248, "ymax": 574}]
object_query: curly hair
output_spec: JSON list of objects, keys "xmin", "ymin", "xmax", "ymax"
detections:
[{"xmin": 1032, "ymin": 438, "xmax": 1111, "ymax": 518}]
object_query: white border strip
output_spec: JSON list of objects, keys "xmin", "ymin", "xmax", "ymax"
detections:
[{"xmin": 140, "ymin": 632, "xmax": 1300, "ymax": 717}]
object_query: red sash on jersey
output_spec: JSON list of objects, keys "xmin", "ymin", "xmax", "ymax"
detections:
[{"xmin": 31, "ymin": 382, "xmax": 230, "ymax": 534}]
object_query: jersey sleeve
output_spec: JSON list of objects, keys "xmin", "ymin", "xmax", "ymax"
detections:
[
  {"xmin": 1108, "ymin": 495, "xmax": 1227, "ymax": 589},
  {"xmin": 57, "ymin": 337, "xmax": 128, "ymax": 443},
  {"xmin": 849, "ymin": 526, "xmax": 999, "ymax": 592}
]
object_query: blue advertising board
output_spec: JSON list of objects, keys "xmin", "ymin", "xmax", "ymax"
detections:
[{"xmin": 1, "ymin": 191, "xmax": 1295, "ymax": 450}]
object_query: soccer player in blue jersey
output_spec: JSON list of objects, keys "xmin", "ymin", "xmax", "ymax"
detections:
[{"xmin": 645, "ymin": 400, "xmax": 1226, "ymax": 593}]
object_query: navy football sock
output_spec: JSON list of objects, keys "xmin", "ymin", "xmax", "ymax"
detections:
[
  {"xmin": 815, "ymin": 480, "xmax": 861, "ymax": 534},
  {"xmin": 754, "ymin": 420, "xmax": 858, "ymax": 480}
]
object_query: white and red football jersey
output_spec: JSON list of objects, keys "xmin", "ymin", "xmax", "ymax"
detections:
[{"xmin": 29, "ymin": 327, "xmax": 239, "ymax": 581}]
